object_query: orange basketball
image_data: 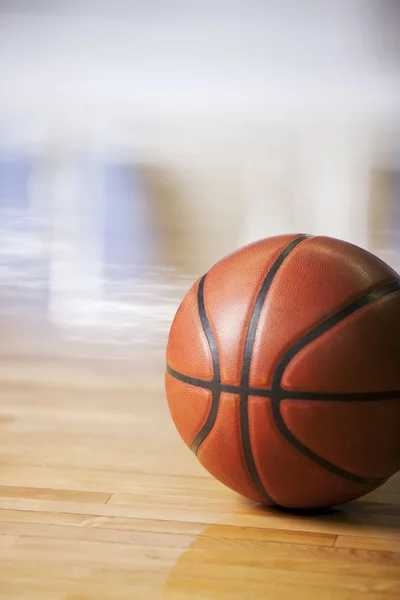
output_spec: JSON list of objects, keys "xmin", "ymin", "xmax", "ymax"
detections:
[{"xmin": 165, "ymin": 234, "xmax": 400, "ymax": 509}]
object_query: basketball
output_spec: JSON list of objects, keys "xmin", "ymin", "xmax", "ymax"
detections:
[{"xmin": 165, "ymin": 234, "xmax": 400, "ymax": 509}]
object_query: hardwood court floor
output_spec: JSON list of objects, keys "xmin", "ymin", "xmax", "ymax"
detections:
[{"xmin": 0, "ymin": 276, "xmax": 400, "ymax": 600}]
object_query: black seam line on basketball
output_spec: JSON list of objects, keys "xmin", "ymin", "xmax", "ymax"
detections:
[
  {"xmin": 277, "ymin": 389, "xmax": 400, "ymax": 401},
  {"xmin": 240, "ymin": 234, "xmax": 311, "ymax": 503},
  {"xmin": 190, "ymin": 274, "xmax": 221, "ymax": 455},
  {"xmin": 166, "ymin": 366, "xmax": 400, "ymax": 401},
  {"xmin": 271, "ymin": 279, "xmax": 400, "ymax": 486},
  {"xmin": 166, "ymin": 365, "xmax": 249, "ymax": 395}
]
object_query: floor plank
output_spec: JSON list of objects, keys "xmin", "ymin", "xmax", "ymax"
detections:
[{"xmin": 1, "ymin": 240, "xmax": 399, "ymax": 600}]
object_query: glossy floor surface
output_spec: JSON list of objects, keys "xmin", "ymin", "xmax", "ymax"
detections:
[{"xmin": 0, "ymin": 209, "xmax": 400, "ymax": 600}]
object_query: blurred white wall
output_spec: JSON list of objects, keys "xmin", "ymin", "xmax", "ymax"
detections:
[{"xmin": 0, "ymin": 0, "xmax": 399, "ymax": 270}]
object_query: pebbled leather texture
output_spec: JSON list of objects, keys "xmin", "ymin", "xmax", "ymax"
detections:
[
  {"xmin": 165, "ymin": 234, "xmax": 400, "ymax": 508},
  {"xmin": 166, "ymin": 278, "xmax": 213, "ymax": 381}
]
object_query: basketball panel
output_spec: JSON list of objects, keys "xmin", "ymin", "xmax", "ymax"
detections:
[
  {"xmin": 282, "ymin": 291, "xmax": 400, "ymax": 393},
  {"xmin": 165, "ymin": 373, "xmax": 213, "ymax": 448},
  {"xmin": 166, "ymin": 278, "xmax": 214, "ymax": 381},
  {"xmin": 281, "ymin": 398, "xmax": 400, "ymax": 480},
  {"xmin": 196, "ymin": 393, "xmax": 265, "ymax": 503},
  {"xmin": 204, "ymin": 234, "xmax": 301, "ymax": 387},
  {"xmin": 248, "ymin": 397, "xmax": 378, "ymax": 508},
  {"xmin": 250, "ymin": 236, "xmax": 397, "ymax": 389}
]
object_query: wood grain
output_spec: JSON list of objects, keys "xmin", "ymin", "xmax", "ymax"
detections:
[{"xmin": 0, "ymin": 268, "xmax": 399, "ymax": 600}]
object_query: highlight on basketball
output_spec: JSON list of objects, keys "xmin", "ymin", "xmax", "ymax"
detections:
[{"xmin": 0, "ymin": 3, "xmax": 399, "ymax": 599}]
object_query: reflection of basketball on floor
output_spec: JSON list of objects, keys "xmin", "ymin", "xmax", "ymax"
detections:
[
  {"xmin": 162, "ymin": 498, "xmax": 396, "ymax": 600},
  {"xmin": 165, "ymin": 234, "xmax": 400, "ymax": 509}
]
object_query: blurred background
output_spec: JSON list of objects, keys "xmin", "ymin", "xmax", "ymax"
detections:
[{"xmin": 0, "ymin": 0, "xmax": 399, "ymax": 360}]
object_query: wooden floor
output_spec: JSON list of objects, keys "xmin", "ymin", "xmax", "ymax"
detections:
[{"xmin": 1, "ymin": 256, "xmax": 400, "ymax": 600}]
